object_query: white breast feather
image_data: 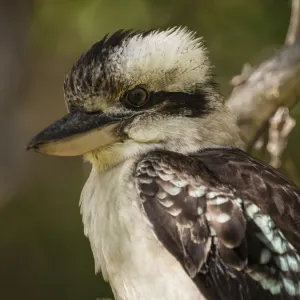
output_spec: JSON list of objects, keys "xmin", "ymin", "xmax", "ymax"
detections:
[{"xmin": 80, "ymin": 159, "xmax": 206, "ymax": 300}]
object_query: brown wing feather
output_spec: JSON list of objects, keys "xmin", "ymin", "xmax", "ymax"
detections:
[
  {"xmin": 196, "ymin": 147, "xmax": 300, "ymax": 250},
  {"xmin": 135, "ymin": 148, "xmax": 300, "ymax": 300}
]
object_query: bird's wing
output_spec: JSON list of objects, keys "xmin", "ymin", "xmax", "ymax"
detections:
[{"xmin": 135, "ymin": 148, "xmax": 300, "ymax": 300}]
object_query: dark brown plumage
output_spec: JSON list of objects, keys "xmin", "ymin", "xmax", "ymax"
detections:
[{"xmin": 135, "ymin": 147, "xmax": 300, "ymax": 300}]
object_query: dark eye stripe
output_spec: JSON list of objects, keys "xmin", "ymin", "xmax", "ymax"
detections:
[
  {"xmin": 154, "ymin": 91, "xmax": 212, "ymax": 117},
  {"xmin": 121, "ymin": 89, "xmax": 212, "ymax": 117}
]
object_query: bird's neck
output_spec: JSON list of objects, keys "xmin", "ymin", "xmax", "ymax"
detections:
[
  {"xmin": 83, "ymin": 141, "xmax": 152, "ymax": 172},
  {"xmin": 84, "ymin": 109, "xmax": 244, "ymax": 172}
]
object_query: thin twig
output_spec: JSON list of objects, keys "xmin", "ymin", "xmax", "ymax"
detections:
[
  {"xmin": 266, "ymin": 107, "xmax": 295, "ymax": 168},
  {"xmin": 285, "ymin": 0, "xmax": 300, "ymax": 45}
]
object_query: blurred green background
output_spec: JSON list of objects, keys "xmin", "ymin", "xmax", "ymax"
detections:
[{"xmin": 0, "ymin": 0, "xmax": 298, "ymax": 299}]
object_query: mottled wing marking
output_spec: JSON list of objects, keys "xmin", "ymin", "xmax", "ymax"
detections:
[
  {"xmin": 244, "ymin": 200, "xmax": 300, "ymax": 296},
  {"xmin": 135, "ymin": 149, "xmax": 300, "ymax": 299},
  {"xmin": 136, "ymin": 156, "xmax": 249, "ymax": 278}
]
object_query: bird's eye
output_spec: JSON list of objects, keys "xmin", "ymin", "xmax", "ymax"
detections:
[{"xmin": 125, "ymin": 87, "xmax": 149, "ymax": 108}]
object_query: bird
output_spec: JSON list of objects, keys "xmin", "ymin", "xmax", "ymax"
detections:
[{"xmin": 27, "ymin": 27, "xmax": 300, "ymax": 300}]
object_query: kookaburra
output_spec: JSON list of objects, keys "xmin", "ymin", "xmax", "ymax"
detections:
[{"xmin": 27, "ymin": 28, "xmax": 300, "ymax": 300}]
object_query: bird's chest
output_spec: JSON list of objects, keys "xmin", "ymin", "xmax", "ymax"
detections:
[
  {"xmin": 80, "ymin": 162, "xmax": 138, "ymax": 274},
  {"xmin": 80, "ymin": 161, "xmax": 203, "ymax": 300}
]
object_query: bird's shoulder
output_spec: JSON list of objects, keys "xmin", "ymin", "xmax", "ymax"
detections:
[{"xmin": 134, "ymin": 147, "xmax": 300, "ymax": 300}]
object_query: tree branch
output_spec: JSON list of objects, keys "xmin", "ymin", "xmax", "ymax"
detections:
[
  {"xmin": 227, "ymin": 41, "xmax": 300, "ymax": 148},
  {"xmin": 226, "ymin": 0, "xmax": 300, "ymax": 179}
]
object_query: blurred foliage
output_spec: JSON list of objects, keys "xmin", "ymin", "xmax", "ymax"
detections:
[
  {"xmin": 1, "ymin": 1, "xmax": 299, "ymax": 300},
  {"xmin": 30, "ymin": 0, "xmax": 290, "ymax": 93}
]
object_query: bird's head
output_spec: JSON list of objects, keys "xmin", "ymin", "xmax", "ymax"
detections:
[{"xmin": 27, "ymin": 27, "xmax": 242, "ymax": 170}]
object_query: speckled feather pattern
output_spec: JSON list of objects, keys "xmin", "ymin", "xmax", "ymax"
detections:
[{"xmin": 135, "ymin": 148, "xmax": 300, "ymax": 300}]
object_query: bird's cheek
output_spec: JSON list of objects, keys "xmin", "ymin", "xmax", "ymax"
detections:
[{"xmin": 126, "ymin": 126, "xmax": 163, "ymax": 144}]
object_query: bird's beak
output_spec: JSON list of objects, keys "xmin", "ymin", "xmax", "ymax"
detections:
[{"xmin": 27, "ymin": 110, "xmax": 122, "ymax": 156}]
